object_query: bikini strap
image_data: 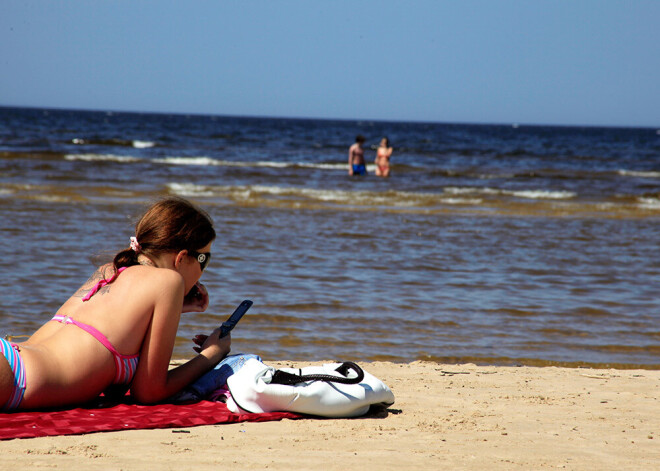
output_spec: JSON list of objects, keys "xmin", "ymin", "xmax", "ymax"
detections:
[
  {"xmin": 52, "ymin": 315, "xmax": 124, "ymax": 357},
  {"xmin": 82, "ymin": 266, "xmax": 128, "ymax": 302}
]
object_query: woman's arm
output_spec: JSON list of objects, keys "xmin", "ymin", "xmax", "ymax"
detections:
[{"xmin": 129, "ymin": 270, "xmax": 229, "ymax": 403}]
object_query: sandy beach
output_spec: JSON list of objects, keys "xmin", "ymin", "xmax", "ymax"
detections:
[{"xmin": 1, "ymin": 361, "xmax": 658, "ymax": 470}]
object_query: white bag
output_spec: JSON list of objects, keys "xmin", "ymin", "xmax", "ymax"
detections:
[{"xmin": 226, "ymin": 359, "xmax": 395, "ymax": 418}]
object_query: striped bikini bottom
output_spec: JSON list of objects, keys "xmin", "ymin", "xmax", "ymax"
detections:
[{"xmin": 0, "ymin": 337, "xmax": 27, "ymax": 411}]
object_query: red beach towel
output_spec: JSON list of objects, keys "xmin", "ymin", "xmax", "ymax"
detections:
[{"xmin": 0, "ymin": 400, "xmax": 300, "ymax": 440}]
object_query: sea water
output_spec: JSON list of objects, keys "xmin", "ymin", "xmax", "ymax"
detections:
[{"xmin": 0, "ymin": 107, "xmax": 658, "ymax": 368}]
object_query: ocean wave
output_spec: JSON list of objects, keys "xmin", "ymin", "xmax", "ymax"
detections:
[
  {"xmin": 442, "ymin": 198, "xmax": 483, "ymax": 205},
  {"xmin": 164, "ymin": 182, "xmax": 656, "ymax": 215},
  {"xmin": 155, "ymin": 157, "xmax": 347, "ymax": 170},
  {"xmin": 64, "ymin": 153, "xmax": 142, "ymax": 163},
  {"xmin": 153, "ymin": 156, "xmax": 219, "ymax": 166},
  {"xmin": 298, "ymin": 162, "xmax": 348, "ymax": 170},
  {"xmin": 165, "ymin": 183, "xmax": 500, "ymax": 210},
  {"xmin": 23, "ymin": 151, "xmax": 348, "ymax": 171},
  {"xmin": 444, "ymin": 186, "xmax": 576, "ymax": 200},
  {"xmin": 2, "ymin": 179, "xmax": 657, "ymax": 218},
  {"xmin": 512, "ymin": 190, "xmax": 576, "ymax": 199},
  {"xmin": 71, "ymin": 138, "xmax": 154, "ymax": 148},
  {"xmin": 637, "ymin": 197, "xmax": 660, "ymax": 209},
  {"xmin": 618, "ymin": 169, "xmax": 660, "ymax": 178},
  {"xmin": 245, "ymin": 185, "xmax": 443, "ymax": 207},
  {"xmin": 166, "ymin": 182, "xmax": 217, "ymax": 197}
]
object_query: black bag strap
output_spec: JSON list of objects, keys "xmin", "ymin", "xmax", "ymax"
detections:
[{"xmin": 270, "ymin": 361, "xmax": 365, "ymax": 386}]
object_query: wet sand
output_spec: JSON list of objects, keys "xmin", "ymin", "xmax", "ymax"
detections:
[{"xmin": 2, "ymin": 361, "xmax": 658, "ymax": 470}]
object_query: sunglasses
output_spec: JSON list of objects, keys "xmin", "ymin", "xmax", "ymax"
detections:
[{"xmin": 188, "ymin": 250, "xmax": 211, "ymax": 271}]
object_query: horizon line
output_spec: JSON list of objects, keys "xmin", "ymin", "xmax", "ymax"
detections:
[{"xmin": 0, "ymin": 103, "xmax": 657, "ymax": 131}]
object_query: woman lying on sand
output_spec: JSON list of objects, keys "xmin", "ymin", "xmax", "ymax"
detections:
[{"xmin": 1, "ymin": 197, "xmax": 230, "ymax": 411}]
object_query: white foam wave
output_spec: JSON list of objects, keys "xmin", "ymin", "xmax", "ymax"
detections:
[
  {"xmin": 187, "ymin": 184, "xmax": 482, "ymax": 209},
  {"xmin": 252, "ymin": 161, "xmax": 349, "ymax": 171},
  {"xmin": 297, "ymin": 162, "xmax": 347, "ymax": 170},
  {"xmin": 618, "ymin": 169, "xmax": 660, "ymax": 178},
  {"xmin": 64, "ymin": 153, "xmax": 351, "ymax": 171},
  {"xmin": 445, "ymin": 187, "xmax": 499, "ymax": 196},
  {"xmin": 250, "ymin": 185, "xmax": 483, "ymax": 206},
  {"xmin": 245, "ymin": 185, "xmax": 351, "ymax": 202},
  {"xmin": 64, "ymin": 154, "xmax": 142, "ymax": 163},
  {"xmin": 155, "ymin": 157, "xmax": 346, "ymax": 170},
  {"xmin": 444, "ymin": 186, "xmax": 575, "ymax": 200},
  {"xmin": 133, "ymin": 140, "xmax": 155, "ymax": 149},
  {"xmin": 510, "ymin": 190, "xmax": 575, "ymax": 200},
  {"xmin": 442, "ymin": 198, "xmax": 483, "ymax": 205},
  {"xmin": 166, "ymin": 182, "xmax": 216, "ymax": 197},
  {"xmin": 154, "ymin": 157, "xmax": 219, "ymax": 166},
  {"xmin": 155, "ymin": 158, "xmax": 292, "ymax": 168},
  {"xmin": 26, "ymin": 194, "xmax": 73, "ymax": 203},
  {"xmin": 248, "ymin": 161, "xmax": 289, "ymax": 168},
  {"xmin": 637, "ymin": 197, "xmax": 660, "ymax": 209},
  {"xmin": 191, "ymin": 159, "xmax": 282, "ymax": 168}
]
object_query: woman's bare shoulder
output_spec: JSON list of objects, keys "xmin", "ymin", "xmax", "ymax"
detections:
[
  {"xmin": 115, "ymin": 264, "xmax": 181, "ymax": 282},
  {"xmin": 72, "ymin": 263, "xmax": 116, "ymax": 298},
  {"xmin": 72, "ymin": 264, "xmax": 180, "ymax": 298},
  {"xmin": 120, "ymin": 265, "xmax": 185, "ymax": 295}
]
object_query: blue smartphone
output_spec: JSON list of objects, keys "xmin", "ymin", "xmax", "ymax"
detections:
[{"xmin": 220, "ymin": 300, "xmax": 253, "ymax": 338}]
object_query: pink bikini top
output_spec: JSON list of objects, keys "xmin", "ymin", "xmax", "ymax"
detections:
[{"xmin": 52, "ymin": 267, "xmax": 139, "ymax": 385}]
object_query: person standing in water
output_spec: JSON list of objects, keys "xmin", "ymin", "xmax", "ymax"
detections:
[
  {"xmin": 374, "ymin": 137, "xmax": 393, "ymax": 177},
  {"xmin": 348, "ymin": 135, "xmax": 367, "ymax": 176}
]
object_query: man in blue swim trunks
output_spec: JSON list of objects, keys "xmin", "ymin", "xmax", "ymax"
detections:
[{"xmin": 348, "ymin": 135, "xmax": 367, "ymax": 176}]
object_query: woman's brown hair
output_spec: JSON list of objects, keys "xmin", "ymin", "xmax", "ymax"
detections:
[{"xmin": 113, "ymin": 197, "xmax": 216, "ymax": 270}]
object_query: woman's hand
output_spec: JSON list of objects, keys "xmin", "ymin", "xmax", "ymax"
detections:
[
  {"xmin": 192, "ymin": 333, "xmax": 208, "ymax": 353},
  {"xmin": 192, "ymin": 328, "xmax": 231, "ymax": 362},
  {"xmin": 182, "ymin": 282, "xmax": 209, "ymax": 313}
]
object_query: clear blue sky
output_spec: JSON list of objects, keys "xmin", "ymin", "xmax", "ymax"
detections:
[{"xmin": 1, "ymin": 1, "xmax": 658, "ymax": 127}]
